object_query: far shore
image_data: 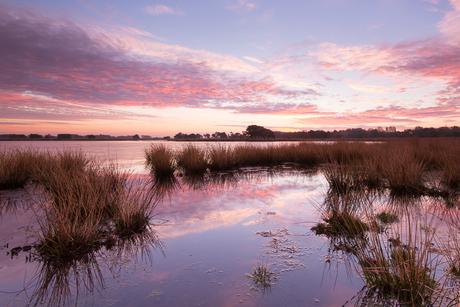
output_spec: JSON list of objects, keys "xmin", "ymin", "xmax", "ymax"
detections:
[{"xmin": 0, "ymin": 137, "xmax": 394, "ymax": 142}]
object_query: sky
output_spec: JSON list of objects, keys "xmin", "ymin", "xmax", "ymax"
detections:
[{"xmin": 1, "ymin": 0, "xmax": 460, "ymax": 137}]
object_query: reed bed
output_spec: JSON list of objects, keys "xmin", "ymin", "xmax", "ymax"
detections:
[
  {"xmin": 351, "ymin": 206, "xmax": 451, "ymax": 305},
  {"xmin": 19, "ymin": 151, "xmax": 162, "ymax": 260},
  {"xmin": 143, "ymin": 138, "xmax": 460, "ymax": 197},
  {"xmin": 208, "ymin": 144, "xmax": 236, "ymax": 170},
  {"xmin": 144, "ymin": 143, "xmax": 175, "ymax": 177},
  {"xmin": 0, "ymin": 147, "xmax": 44, "ymax": 189},
  {"xmin": 176, "ymin": 143, "xmax": 208, "ymax": 174}
]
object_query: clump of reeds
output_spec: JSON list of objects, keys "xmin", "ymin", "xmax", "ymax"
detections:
[
  {"xmin": 0, "ymin": 148, "xmax": 43, "ymax": 190},
  {"xmin": 322, "ymin": 162, "xmax": 358, "ymax": 194},
  {"xmin": 33, "ymin": 151, "xmax": 160, "ymax": 259},
  {"xmin": 34, "ymin": 167, "xmax": 108, "ymax": 258},
  {"xmin": 246, "ymin": 260, "xmax": 277, "ymax": 293},
  {"xmin": 144, "ymin": 144, "xmax": 176, "ymax": 177},
  {"xmin": 311, "ymin": 190, "xmax": 369, "ymax": 237},
  {"xmin": 112, "ymin": 180, "xmax": 160, "ymax": 239},
  {"xmin": 208, "ymin": 144, "xmax": 235, "ymax": 171},
  {"xmin": 353, "ymin": 205, "xmax": 450, "ymax": 305},
  {"xmin": 382, "ymin": 147, "xmax": 427, "ymax": 196},
  {"xmin": 176, "ymin": 144, "xmax": 208, "ymax": 174}
]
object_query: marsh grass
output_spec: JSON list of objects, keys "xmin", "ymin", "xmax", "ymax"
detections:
[
  {"xmin": 312, "ymin": 190, "xmax": 369, "ymax": 237},
  {"xmin": 246, "ymin": 260, "xmax": 277, "ymax": 293},
  {"xmin": 112, "ymin": 179, "xmax": 160, "ymax": 239},
  {"xmin": 176, "ymin": 144, "xmax": 208, "ymax": 174},
  {"xmin": 208, "ymin": 144, "xmax": 235, "ymax": 170},
  {"xmin": 440, "ymin": 152, "xmax": 460, "ymax": 191},
  {"xmin": 382, "ymin": 148, "xmax": 427, "ymax": 196},
  {"xmin": 352, "ymin": 205, "xmax": 453, "ymax": 305},
  {"xmin": 144, "ymin": 144, "xmax": 176, "ymax": 177},
  {"xmin": 144, "ymin": 139, "xmax": 460, "ymax": 199},
  {"xmin": 30, "ymin": 151, "xmax": 160, "ymax": 259},
  {"xmin": 322, "ymin": 163, "xmax": 359, "ymax": 194},
  {"xmin": 0, "ymin": 148, "xmax": 44, "ymax": 190}
]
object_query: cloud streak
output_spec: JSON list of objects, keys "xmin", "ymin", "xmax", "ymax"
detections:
[
  {"xmin": 143, "ymin": 4, "xmax": 184, "ymax": 16},
  {"xmin": 0, "ymin": 2, "xmax": 320, "ymax": 121}
]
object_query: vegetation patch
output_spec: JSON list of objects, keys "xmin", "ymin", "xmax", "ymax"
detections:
[
  {"xmin": 376, "ymin": 211, "xmax": 399, "ymax": 224},
  {"xmin": 246, "ymin": 260, "xmax": 277, "ymax": 293}
]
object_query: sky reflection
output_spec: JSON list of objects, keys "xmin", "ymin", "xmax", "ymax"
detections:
[{"xmin": 0, "ymin": 163, "xmax": 365, "ymax": 306}]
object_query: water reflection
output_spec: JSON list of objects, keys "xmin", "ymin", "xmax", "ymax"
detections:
[
  {"xmin": 27, "ymin": 252, "xmax": 105, "ymax": 307},
  {"xmin": 0, "ymin": 165, "xmax": 353, "ymax": 306},
  {"xmin": 23, "ymin": 230, "xmax": 163, "ymax": 307}
]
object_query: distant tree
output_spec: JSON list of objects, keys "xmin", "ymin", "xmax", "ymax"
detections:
[
  {"xmin": 9, "ymin": 134, "xmax": 27, "ymax": 139},
  {"xmin": 174, "ymin": 132, "xmax": 185, "ymax": 139},
  {"xmin": 86, "ymin": 134, "xmax": 96, "ymax": 139},
  {"xmin": 28, "ymin": 134, "xmax": 43, "ymax": 139},
  {"xmin": 133, "ymin": 134, "xmax": 140, "ymax": 140},
  {"xmin": 245, "ymin": 125, "xmax": 275, "ymax": 139},
  {"xmin": 163, "ymin": 136, "xmax": 171, "ymax": 139},
  {"xmin": 213, "ymin": 132, "xmax": 228, "ymax": 139},
  {"xmin": 57, "ymin": 134, "xmax": 72, "ymax": 139}
]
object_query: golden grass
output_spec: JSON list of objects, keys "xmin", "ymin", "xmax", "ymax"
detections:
[
  {"xmin": 30, "ymin": 151, "xmax": 160, "ymax": 259},
  {"xmin": 0, "ymin": 147, "xmax": 44, "ymax": 189},
  {"xmin": 144, "ymin": 143, "xmax": 175, "ymax": 177},
  {"xmin": 351, "ymin": 201, "xmax": 453, "ymax": 305},
  {"xmin": 176, "ymin": 143, "xmax": 208, "ymax": 174},
  {"xmin": 144, "ymin": 138, "xmax": 460, "ymax": 197}
]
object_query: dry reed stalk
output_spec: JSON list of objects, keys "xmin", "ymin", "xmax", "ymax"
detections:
[
  {"xmin": 382, "ymin": 147, "xmax": 427, "ymax": 195},
  {"xmin": 353, "ymin": 203, "xmax": 452, "ymax": 305},
  {"xmin": 144, "ymin": 143, "xmax": 176, "ymax": 177},
  {"xmin": 176, "ymin": 143, "xmax": 208, "ymax": 173},
  {"xmin": 0, "ymin": 147, "xmax": 43, "ymax": 189},
  {"xmin": 208, "ymin": 144, "xmax": 236, "ymax": 170},
  {"xmin": 112, "ymin": 178, "xmax": 160, "ymax": 238}
]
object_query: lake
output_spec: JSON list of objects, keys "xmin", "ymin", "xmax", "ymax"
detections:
[{"xmin": 0, "ymin": 140, "xmax": 456, "ymax": 306}]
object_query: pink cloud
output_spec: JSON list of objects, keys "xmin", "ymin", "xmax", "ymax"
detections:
[
  {"xmin": 295, "ymin": 102, "xmax": 460, "ymax": 128},
  {"xmin": 0, "ymin": 2, "xmax": 320, "ymax": 120},
  {"xmin": 313, "ymin": 38, "xmax": 460, "ymax": 97}
]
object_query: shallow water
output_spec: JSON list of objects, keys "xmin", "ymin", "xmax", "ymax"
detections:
[
  {"xmin": 1, "ymin": 141, "xmax": 456, "ymax": 306},
  {"xmin": 0, "ymin": 141, "xmax": 369, "ymax": 306}
]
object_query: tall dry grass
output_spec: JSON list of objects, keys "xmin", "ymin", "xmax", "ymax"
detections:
[
  {"xmin": 382, "ymin": 147, "xmax": 427, "ymax": 195},
  {"xmin": 176, "ymin": 143, "xmax": 208, "ymax": 174},
  {"xmin": 351, "ymin": 203, "xmax": 453, "ymax": 305},
  {"xmin": 144, "ymin": 143, "xmax": 176, "ymax": 177},
  {"xmin": 0, "ymin": 148, "xmax": 44, "ymax": 189},
  {"xmin": 208, "ymin": 144, "xmax": 236, "ymax": 171},
  {"xmin": 142, "ymin": 138, "xmax": 460, "ymax": 197},
  {"xmin": 32, "ymin": 151, "xmax": 160, "ymax": 259}
]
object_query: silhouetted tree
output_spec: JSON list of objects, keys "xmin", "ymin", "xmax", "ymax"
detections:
[
  {"xmin": 29, "ymin": 134, "xmax": 43, "ymax": 139},
  {"xmin": 245, "ymin": 125, "xmax": 275, "ymax": 139},
  {"xmin": 57, "ymin": 134, "xmax": 71, "ymax": 139}
]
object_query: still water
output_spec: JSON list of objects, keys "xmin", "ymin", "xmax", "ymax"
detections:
[{"xmin": 0, "ymin": 141, "xmax": 365, "ymax": 306}]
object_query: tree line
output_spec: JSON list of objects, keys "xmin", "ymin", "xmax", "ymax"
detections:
[{"xmin": 2, "ymin": 125, "xmax": 460, "ymax": 140}]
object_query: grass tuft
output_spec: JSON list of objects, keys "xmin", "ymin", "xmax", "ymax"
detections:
[{"xmin": 144, "ymin": 144, "xmax": 176, "ymax": 177}]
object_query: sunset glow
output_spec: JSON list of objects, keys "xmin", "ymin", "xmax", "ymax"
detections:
[{"xmin": 1, "ymin": 0, "xmax": 460, "ymax": 136}]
